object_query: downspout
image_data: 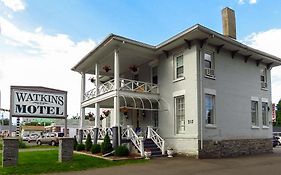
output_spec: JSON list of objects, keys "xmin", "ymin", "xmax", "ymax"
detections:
[{"xmin": 197, "ymin": 42, "xmax": 204, "ymax": 151}]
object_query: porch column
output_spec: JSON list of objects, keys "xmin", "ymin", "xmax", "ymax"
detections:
[
  {"xmin": 113, "ymin": 49, "xmax": 121, "ymax": 148},
  {"xmin": 94, "ymin": 63, "xmax": 100, "ymax": 144},
  {"xmin": 78, "ymin": 72, "xmax": 86, "ymax": 144}
]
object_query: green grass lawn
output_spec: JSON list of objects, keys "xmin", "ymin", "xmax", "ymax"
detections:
[{"xmin": 0, "ymin": 150, "xmax": 146, "ymax": 175}]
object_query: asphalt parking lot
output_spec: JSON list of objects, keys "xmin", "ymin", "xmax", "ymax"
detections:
[{"xmin": 49, "ymin": 147, "xmax": 281, "ymax": 175}]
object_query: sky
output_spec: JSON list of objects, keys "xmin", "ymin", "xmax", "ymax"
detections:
[{"xmin": 0, "ymin": 0, "xmax": 281, "ymax": 121}]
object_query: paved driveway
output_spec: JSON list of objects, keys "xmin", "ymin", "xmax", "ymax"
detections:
[{"xmin": 49, "ymin": 147, "xmax": 281, "ymax": 175}]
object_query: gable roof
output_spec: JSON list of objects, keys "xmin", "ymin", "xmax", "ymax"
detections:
[{"xmin": 72, "ymin": 24, "xmax": 281, "ymax": 73}]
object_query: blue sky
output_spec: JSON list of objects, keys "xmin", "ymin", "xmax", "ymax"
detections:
[
  {"xmin": 1, "ymin": 0, "xmax": 281, "ymax": 119},
  {"xmin": 5, "ymin": 0, "xmax": 281, "ymax": 44}
]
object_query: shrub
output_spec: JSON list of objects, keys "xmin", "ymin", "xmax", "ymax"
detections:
[
  {"xmin": 85, "ymin": 133, "xmax": 92, "ymax": 151},
  {"xmin": 101, "ymin": 133, "xmax": 113, "ymax": 154},
  {"xmin": 19, "ymin": 139, "xmax": 27, "ymax": 148},
  {"xmin": 0, "ymin": 142, "xmax": 2, "ymax": 150},
  {"xmin": 76, "ymin": 144, "xmax": 85, "ymax": 151},
  {"xmin": 73, "ymin": 135, "xmax": 78, "ymax": 150},
  {"xmin": 114, "ymin": 145, "xmax": 129, "ymax": 157},
  {"xmin": 91, "ymin": 144, "xmax": 101, "ymax": 154}
]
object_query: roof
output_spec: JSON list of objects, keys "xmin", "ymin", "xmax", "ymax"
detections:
[
  {"xmin": 0, "ymin": 125, "xmax": 17, "ymax": 132},
  {"xmin": 72, "ymin": 24, "xmax": 281, "ymax": 73},
  {"xmin": 21, "ymin": 125, "xmax": 45, "ymax": 131},
  {"xmin": 50, "ymin": 119, "xmax": 93, "ymax": 128}
]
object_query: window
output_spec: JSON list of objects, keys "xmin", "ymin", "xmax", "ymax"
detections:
[
  {"xmin": 175, "ymin": 96, "xmax": 185, "ymax": 134},
  {"xmin": 205, "ymin": 94, "xmax": 215, "ymax": 125},
  {"xmin": 260, "ymin": 67, "xmax": 268, "ymax": 89},
  {"xmin": 262, "ymin": 102, "xmax": 268, "ymax": 126},
  {"xmin": 174, "ymin": 53, "xmax": 184, "ymax": 79},
  {"xmin": 251, "ymin": 101, "xmax": 259, "ymax": 126},
  {"xmin": 204, "ymin": 52, "xmax": 215, "ymax": 78}
]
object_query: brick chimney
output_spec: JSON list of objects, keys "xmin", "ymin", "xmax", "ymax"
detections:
[{"xmin": 222, "ymin": 7, "xmax": 236, "ymax": 39}]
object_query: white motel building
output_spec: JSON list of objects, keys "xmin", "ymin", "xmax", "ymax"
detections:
[{"xmin": 72, "ymin": 8, "xmax": 281, "ymax": 158}]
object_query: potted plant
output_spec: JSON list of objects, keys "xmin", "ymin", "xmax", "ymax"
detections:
[
  {"xmin": 103, "ymin": 65, "xmax": 111, "ymax": 72},
  {"xmin": 144, "ymin": 149, "xmax": 152, "ymax": 159},
  {"xmin": 129, "ymin": 65, "xmax": 138, "ymax": 74},
  {"xmin": 167, "ymin": 147, "xmax": 174, "ymax": 158}
]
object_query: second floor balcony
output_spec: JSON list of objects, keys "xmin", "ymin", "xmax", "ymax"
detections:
[{"xmin": 83, "ymin": 78, "xmax": 159, "ymax": 102}]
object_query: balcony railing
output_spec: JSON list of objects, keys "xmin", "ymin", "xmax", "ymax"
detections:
[{"xmin": 83, "ymin": 78, "xmax": 158, "ymax": 101}]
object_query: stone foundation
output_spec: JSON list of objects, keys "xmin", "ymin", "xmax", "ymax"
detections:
[
  {"xmin": 2, "ymin": 138, "xmax": 19, "ymax": 167},
  {"xmin": 58, "ymin": 138, "xmax": 74, "ymax": 162},
  {"xmin": 199, "ymin": 138, "xmax": 272, "ymax": 159}
]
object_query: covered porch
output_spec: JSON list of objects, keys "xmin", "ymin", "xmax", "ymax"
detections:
[{"xmin": 72, "ymin": 34, "xmax": 165, "ymax": 156}]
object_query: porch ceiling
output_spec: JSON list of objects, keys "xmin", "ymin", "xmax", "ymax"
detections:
[{"xmin": 73, "ymin": 37, "xmax": 156, "ymax": 75}]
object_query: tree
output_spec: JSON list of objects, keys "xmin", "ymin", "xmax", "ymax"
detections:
[
  {"xmin": 0, "ymin": 118, "xmax": 9, "ymax": 125},
  {"xmin": 274, "ymin": 99, "xmax": 281, "ymax": 127},
  {"xmin": 85, "ymin": 133, "xmax": 92, "ymax": 151}
]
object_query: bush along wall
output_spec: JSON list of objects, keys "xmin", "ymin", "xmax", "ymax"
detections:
[
  {"xmin": 85, "ymin": 133, "xmax": 92, "ymax": 151},
  {"xmin": 91, "ymin": 144, "xmax": 101, "ymax": 154},
  {"xmin": 101, "ymin": 133, "xmax": 113, "ymax": 154}
]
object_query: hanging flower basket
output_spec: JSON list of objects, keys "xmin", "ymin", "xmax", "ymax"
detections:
[
  {"xmin": 103, "ymin": 110, "xmax": 110, "ymax": 117},
  {"xmin": 129, "ymin": 65, "xmax": 138, "ymax": 74},
  {"xmin": 121, "ymin": 107, "xmax": 129, "ymax": 115},
  {"xmin": 89, "ymin": 77, "xmax": 95, "ymax": 83},
  {"xmin": 103, "ymin": 65, "xmax": 111, "ymax": 72}
]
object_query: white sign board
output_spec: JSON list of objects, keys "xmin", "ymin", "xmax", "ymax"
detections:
[{"xmin": 11, "ymin": 86, "xmax": 67, "ymax": 118}]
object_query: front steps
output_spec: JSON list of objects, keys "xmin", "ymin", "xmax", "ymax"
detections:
[{"xmin": 143, "ymin": 139, "xmax": 163, "ymax": 157}]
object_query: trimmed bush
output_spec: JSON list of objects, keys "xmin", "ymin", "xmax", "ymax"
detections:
[
  {"xmin": 0, "ymin": 142, "xmax": 2, "ymax": 150},
  {"xmin": 85, "ymin": 133, "xmax": 92, "ymax": 151},
  {"xmin": 101, "ymin": 133, "xmax": 113, "ymax": 154},
  {"xmin": 76, "ymin": 144, "xmax": 85, "ymax": 151},
  {"xmin": 114, "ymin": 145, "xmax": 129, "ymax": 157},
  {"xmin": 19, "ymin": 139, "xmax": 27, "ymax": 148},
  {"xmin": 91, "ymin": 144, "xmax": 101, "ymax": 154},
  {"xmin": 73, "ymin": 135, "xmax": 78, "ymax": 150}
]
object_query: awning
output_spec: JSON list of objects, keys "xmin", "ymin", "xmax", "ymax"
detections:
[{"xmin": 119, "ymin": 95, "xmax": 167, "ymax": 111}]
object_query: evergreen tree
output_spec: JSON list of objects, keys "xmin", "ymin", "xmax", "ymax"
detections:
[
  {"xmin": 101, "ymin": 133, "xmax": 113, "ymax": 154},
  {"xmin": 85, "ymin": 133, "xmax": 92, "ymax": 151},
  {"xmin": 274, "ymin": 99, "xmax": 281, "ymax": 126}
]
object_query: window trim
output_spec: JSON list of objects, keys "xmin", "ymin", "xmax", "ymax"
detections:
[
  {"xmin": 203, "ymin": 50, "xmax": 215, "ymax": 79},
  {"xmin": 261, "ymin": 101, "xmax": 269, "ymax": 127},
  {"xmin": 251, "ymin": 100, "xmax": 259, "ymax": 128},
  {"xmin": 173, "ymin": 52, "xmax": 184, "ymax": 80},
  {"xmin": 174, "ymin": 95, "xmax": 185, "ymax": 134},
  {"xmin": 260, "ymin": 67, "xmax": 268, "ymax": 90},
  {"xmin": 204, "ymin": 90, "xmax": 216, "ymax": 127}
]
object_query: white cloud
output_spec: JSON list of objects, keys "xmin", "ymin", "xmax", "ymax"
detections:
[
  {"xmin": 249, "ymin": 0, "xmax": 257, "ymax": 4},
  {"xmin": 0, "ymin": 17, "xmax": 96, "ymax": 118},
  {"xmin": 238, "ymin": 0, "xmax": 257, "ymax": 5},
  {"xmin": 1, "ymin": 0, "xmax": 25, "ymax": 11},
  {"xmin": 243, "ymin": 28, "xmax": 281, "ymax": 103}
]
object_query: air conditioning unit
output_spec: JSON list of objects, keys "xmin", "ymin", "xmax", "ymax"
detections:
[
  {"xmin": 204, "ymin": 68, "xmax": 215, "ymax": 78},
  {"xmin": 261, "ymin": 82, "xmax": 267, "ymax": 88}
]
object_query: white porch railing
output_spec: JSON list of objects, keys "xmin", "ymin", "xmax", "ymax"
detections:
[
  {"xmin": 147, "ymin": 126, "xmax": 165, "ymax": 155},
  {"xmin": 98, "ymin": 127, "xmax": 113, "ymax": 140},
  {"xmin": 120, "ymin": 78, "xmax": 158, "ymax": 93},
  {"xmin": 84, "ymin": 88, "xmax": 96, "ymax": 101},
  {"xmin": 82, "ymin": 128, "xmax": 95, "ymax": 139},
  {"xmin": 83, "ymin": 78, "xmax": 158, "ymax": 101},
  {"xmin": 83, "ymin": 127, "xmax": 113, "ymax": 140},
  {"xmin": 122, "ymin": 125, "xmax": 144, "ymax": 156}
]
